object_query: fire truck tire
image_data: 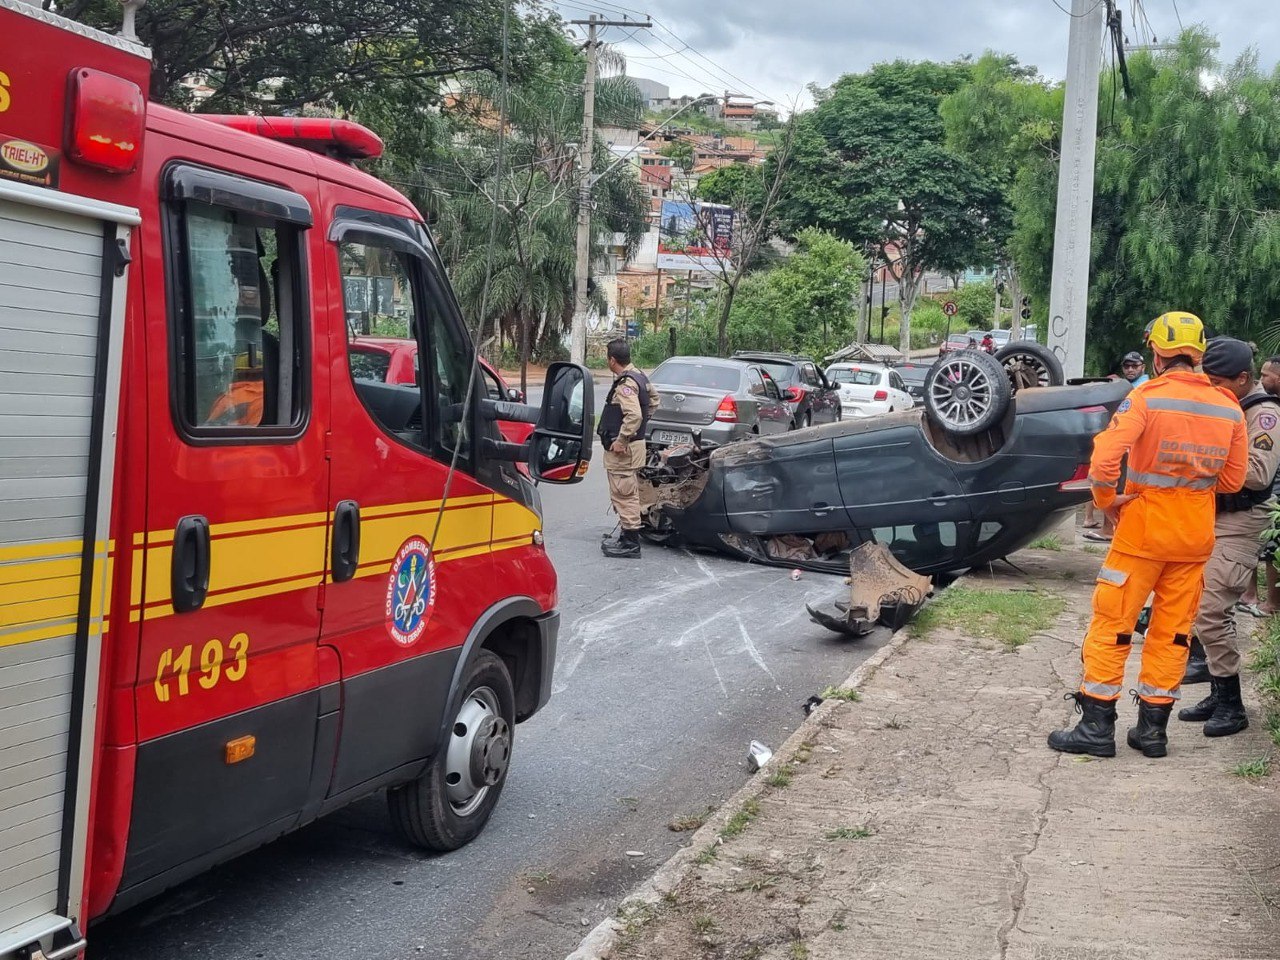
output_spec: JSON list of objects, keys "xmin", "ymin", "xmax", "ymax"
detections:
[{"xmin": 388, "ymin": 650, "xmax": 516, "ymax": 851}]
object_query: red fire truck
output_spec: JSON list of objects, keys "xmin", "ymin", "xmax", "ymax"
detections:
[{"xmin": 0, "ymin": 3, "xmax": 594, "ymax": 957}]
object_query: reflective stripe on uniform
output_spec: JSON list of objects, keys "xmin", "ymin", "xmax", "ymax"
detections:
[
  {"xmin": 1097, "ymin": 566, "xmax": 1128, "ymax": 585},
  {"xmin": 1083, "ymin": 681, "xmax": 1123, "ymax": 698},
  {"xmin": 1136, "ymin": 681, "xmax": 1181, "ymax": 700},
  {"xmin": 1147, "ymin": 397, "xmax": 1243, "ymax": 422},
  {"xmin": 1127, "ymin": 469, "xmax": 1218, "ymax": 490},
  {"xmin": 1089, "ymin": 478, "xmax": 1117, "ymax": 489}
]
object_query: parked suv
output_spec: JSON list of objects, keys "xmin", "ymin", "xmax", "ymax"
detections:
[
  {"xmin": 730, "ymin": 352, "xmax": 842, "ymax": 428},
  {"xmin": 647, "ymin": 357, "xmax": 791, "ymax": 447}
]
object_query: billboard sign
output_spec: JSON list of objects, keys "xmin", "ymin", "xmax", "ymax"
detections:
[{"xmin": 656, "ymin": 200, "xmax": 734, "ymax": 272}]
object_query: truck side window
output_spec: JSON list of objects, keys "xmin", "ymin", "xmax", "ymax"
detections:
[
  {"xmin": 421, "ymin": 269, "xmax": 473, "ymax": 459},
  {"xmin": 340, "ymin": 240, "xmax": 425, "ymax": 446},
  {"xmin": 172, "ymin": 200, "xmax": 307, "ymax": 434}
]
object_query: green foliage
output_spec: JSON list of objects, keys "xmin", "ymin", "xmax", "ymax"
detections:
[
  {"xmin": 777, "ymin": 60, "xmax": 1002, "ymax": 351},
  {"xmin": 659, "ymin": 140, "xmax": 695, "ymax": 173},
  {"xmin": 63, "ymin": 0, "xmax": 551, "ymax": 111},
  {"xmin": 1009, "ymin": 31, "xmax": 1280, "ymax": 371},
  {"xmin": 955, "ymin": 280, "xmax": 996, "ymax": 331},
  {"xmin": 912, "ymin": 586, "xmax": 1065, "ymax": 649}
]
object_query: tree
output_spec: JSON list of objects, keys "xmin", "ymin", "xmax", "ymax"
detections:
[
  {"xmin": 687, "ymin": 122, "xmax": 798, "ymax": 355},
  {"xmin": 62, "ymin": 0, "xmax": 550, "ymax": 111},
  {"xmin": 777, "ymin": 61, "xmax": 1001, "ymax": 353},
  {"xmin": 659, "ymin": 140, "xmax": 695, "ymax": 173},
  {"xmin": 1008, "ymin": 31, "xmax": 1280, "ymax": 371},
  {"xmin": 427, "ymin": 34, "xmax": 649, "ymax": 390}
]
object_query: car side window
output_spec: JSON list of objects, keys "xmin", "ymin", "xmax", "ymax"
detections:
[
  {"xmin": 747, "ymin": 368, "xmax": 766, "ymax": 396},
  {"xmin": 802, "ymin": 363, "xmax": 820, "ymax": 387},
  {"xmin": 340, "ymin": 239, "xmax": 425, "ymax": 446},
  {"xmin": 762, "ymin": 372, "xmax": 782, "ymax": 400},
  {"xmin": 167, "ymin": 188, "xmax": 310, "ymax": 438},
  {"xmin": 420, "ymin": 261, "xmax": 474, "ymax": 460},
  {"xmin": 481, "ymin": 366, "xmax": 505, "ymax": 402},
  {"xmin": 890, "ymin": 372, "xmax": 904, "ymax": 391}
]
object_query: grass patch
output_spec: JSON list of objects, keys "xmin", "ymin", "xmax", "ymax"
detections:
[
  {"xmin": 694, "ymin": 847, "xmax": 718, "ymax": 866},
  {"xmin": 692, "ymin": 915, "xmax": 718, "ymax": 936},
  {"xmin": 1232, "ymin": 757, "xmax": 1272, "ymax": 781},
  {"xmin": 882, "ymin": 716, "xmax": 908, "ymax": 730},
  {"xmin": 1081, "ymin": 544, "xmax": 1105, "ymax": 555},
  {"xmin": 1028, "ymin": 534, "xmax": 1062, "ymax": 551},
  {"xmin": 720, "ymin": 798, "xmax": 761, "ymax": 840},
  {"xmin": 820, "ymin": 686, "xmax": 862, "ymax": 703},
  {"xmin": 765, "ymin": 768, "xmax": 794, "ymax": 788},
  {"xmin": 1249, "ymin": 616, "xmax": 1280, "ymax": 752},
  {"xmin": 824, "ymin": 825, "xmax": 874, "ymax": 841},
  {"xmin": 912, "ymin": 586, "xmax": 1066, "ymax": 649},
  {"xmin": 790, "ymin": 939, "xmax": 810, "ymax": 959}
]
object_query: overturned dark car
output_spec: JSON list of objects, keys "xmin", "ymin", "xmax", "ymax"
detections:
[{"xmin": 638, "ymin": 347, "xmax": 1130, "ymax": 577}]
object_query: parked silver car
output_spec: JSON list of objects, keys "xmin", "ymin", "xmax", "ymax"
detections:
[{"xmin": 646, "ymin": 357, "xmax": 792, "ymax": 448}]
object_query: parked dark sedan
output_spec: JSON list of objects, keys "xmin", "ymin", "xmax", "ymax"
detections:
[
  {"xmin": 731, "ymin": 352, "xmax": 842, "ymax": 428},
  {"xmin": 638, "ymin": 378, "xmax": 1130, "ymax": 576},
  {"xmin": 646, "ymin": 356, "xmax": 792, "ymax": 448},
  {"xmin": 892, "ymin": 360, "xmax": 931, "ymax": 404}
]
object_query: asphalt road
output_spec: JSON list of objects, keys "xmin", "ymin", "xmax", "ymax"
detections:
[{"xmin": 91, "ymin": 461, "xmax": 889, "ymax": 960}]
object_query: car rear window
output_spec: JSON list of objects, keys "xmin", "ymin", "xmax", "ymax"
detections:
[
  {"xmin": 653, "ymin": 361, "xmax": 741, "ymax": 392},
  {"xmin": 752, "ymin": 360, "xmax": 797, "ymax": 385},
  {"xmin": 348, "ymin": 347, "xmax": 392, "ymax": 383},
  {"xmin": 829, "ymin": 368, "xmax": 881, "ymax": 386}
]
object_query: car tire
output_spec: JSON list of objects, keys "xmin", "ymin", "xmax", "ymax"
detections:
[
  {"xmin": 995, "ymin": 340, "xmax": 1064, "ymax": 391},
  {"xmin": 387, "ymin": 650, "xmax": 515, "ymax": 851},
  {"xmin": 924, "ymin": 349, "xmax": 1012, "ymax": 436}
]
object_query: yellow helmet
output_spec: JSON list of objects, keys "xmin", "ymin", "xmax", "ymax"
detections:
[{"xmin": 1146, "ymin": 311, "xmax": 1207, "ymax": 360}]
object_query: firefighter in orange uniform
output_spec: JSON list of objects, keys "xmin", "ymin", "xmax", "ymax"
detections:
[{"xmin": 1048, "ymin": 312, "xmax": 1249, "ymax": 759}]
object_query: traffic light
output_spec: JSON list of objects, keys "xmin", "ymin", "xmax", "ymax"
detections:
[{"xmin": 1020, "ymin": 296, "xmax": 1032, "ymax": 321}]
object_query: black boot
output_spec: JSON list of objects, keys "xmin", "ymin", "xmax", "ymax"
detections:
[
  {"xmin": 1183, "ymin": 637, "xmax": 1210, "ymax": 685},
  {"xmin": 1177, "ymin": 677, "xmax": 1218, "ymax": 723},
  {"xmin": 1203, "ymin": 673, "xmax": 1249, "ymax": 738},
  {"xmin": 1127, "ymin": 696, "xmax": 1173, "ymax": 758},
  {"xmin": 1047, "ymin": 693, "xmax": 1117, "ymax": 757},
  {"xmin": 601, "ymin": 529, "xmax": 641, "ymax": 559}
]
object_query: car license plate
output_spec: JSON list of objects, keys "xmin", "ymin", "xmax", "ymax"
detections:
[{"xmin": 651, "ymin": 430, "xmax": 688, "ymax": 445}]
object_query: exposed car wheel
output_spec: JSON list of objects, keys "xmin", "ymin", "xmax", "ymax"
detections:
[
  {"xmin": 924, "ymin": 349, "xmax": 1012, "ymax": 436},
  {"xmin": 388, "ymin": 650, "xmax": 514, "ymax": 851},
  {"xmin": 995, "ymin": 340, "xmax": 1064, "ymax": 390}
]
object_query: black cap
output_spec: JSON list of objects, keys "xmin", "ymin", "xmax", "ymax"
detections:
[
  {"xmin": 1201, "ymin": 337, "xmax": 1254, "ymax": 378},
  {"xmin": 1122, "ymin": 351, "xmax": 1143, "ymax": 364}
]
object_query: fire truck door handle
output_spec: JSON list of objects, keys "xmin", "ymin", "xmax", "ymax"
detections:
[
  {"xmin": 332, "ymin": 501, "xmax": 361, "ymax": 583},
  {"xmin": 172, "ymin": 515, "xmax": 210, "ymax": 613}
]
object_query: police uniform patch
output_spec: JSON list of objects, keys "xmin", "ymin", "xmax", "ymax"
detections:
[
  {"xmin": 1260, "ymin": 412, "xmax": 1278, "ymax": 431},
  {"xmin": 1255, "ymin": 434, "xmax": 1275, "ymax": 451},
  {"xmin": 620, "ymin": 385, "xmax": 636, "ymax": 397},
  {"xmin": 1117, "ymin": 398, "xmax": 1132, "ymax": 414}
]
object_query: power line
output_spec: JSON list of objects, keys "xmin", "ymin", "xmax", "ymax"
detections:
[
  {"xmin": 1050, "ymin": 0, "xmax": 1106, "ymax": 16},
  {"xmin": 1170, "ymin": 0, "xmax": 1184, "ymax": 31}
]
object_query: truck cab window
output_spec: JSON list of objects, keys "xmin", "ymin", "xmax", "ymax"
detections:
[
  {"xmin": 172, "ymin": 199, "xmax": 307, "ymax": 435},
  {"xmin": 340, "ymin": 240, "xmax": 424, "ymax": 447}
]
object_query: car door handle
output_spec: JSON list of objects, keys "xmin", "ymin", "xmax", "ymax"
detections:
[
  {"xmin": 812, "ymin": 502, "xmax": 834, "ymax": 517},
  {"xmin": 332, "ymin": 500, "xmax": 361, "ymax": 583},
  {"xmin": 171, "ymin": 515, "xmax": 210, "ymax": 613}
]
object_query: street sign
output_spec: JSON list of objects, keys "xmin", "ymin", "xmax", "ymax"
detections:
[{"xmin": 943, "ymin": 301, "xmax": 958, "ymax": 317}]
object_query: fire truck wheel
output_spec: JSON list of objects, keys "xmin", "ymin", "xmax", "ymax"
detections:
[{"xmin": 388, "ymin": 650, "xmax": 515, "ymax": 851}]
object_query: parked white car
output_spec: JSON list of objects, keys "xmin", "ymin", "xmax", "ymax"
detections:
[{"xmin": 825, "ymin": 363, "xmax": 915, "ymax": 419}]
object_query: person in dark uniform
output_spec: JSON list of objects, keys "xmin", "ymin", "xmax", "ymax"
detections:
[{"xmin": 597, "ymin": 339, "xmax": 658, "ymax": 559}]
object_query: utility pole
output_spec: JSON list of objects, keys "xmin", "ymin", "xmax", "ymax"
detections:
[
  {"xmin": 1047, "ymin": 0, "xmax": 1106, "ymax": 379},
  {"xmin": 569, "ymin": 14, "xmax": 652, "ymax": 366}
]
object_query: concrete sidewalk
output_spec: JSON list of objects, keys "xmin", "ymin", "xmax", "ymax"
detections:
[{"xmin": 574, "ymin": 532, "xmax": 1280, "ymax": 960}]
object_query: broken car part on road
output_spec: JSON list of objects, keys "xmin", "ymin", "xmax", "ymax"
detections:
[{"xmin": 806, "ymin": 543, "xmax": 932, "ymax": 639}]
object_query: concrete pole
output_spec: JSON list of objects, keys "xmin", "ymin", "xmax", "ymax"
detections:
[
  {"xmin": 569, "ymin": 16, "xmax": 599, "ymax": 367},
  {"xmin": 1046, "ymin": 0, "xmax": 1106, "ymax": 379}
]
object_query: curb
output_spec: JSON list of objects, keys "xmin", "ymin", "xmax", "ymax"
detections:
[{"xmin": 564, "ymin": 625, "xmax": 916, "ymax": 960}]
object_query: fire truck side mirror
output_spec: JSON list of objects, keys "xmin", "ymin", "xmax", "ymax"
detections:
[{"xmin": 530, "ymin": 362, "xmax": 594, "ymax": 485}]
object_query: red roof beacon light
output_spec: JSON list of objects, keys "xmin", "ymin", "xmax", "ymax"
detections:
[
  {"xmin": 67, "ymin": 67, "xmax": 146, "ymax": 174},
  {"xmin": 201, "ymin": 116, "xmax": 385, "ymax": 161}
]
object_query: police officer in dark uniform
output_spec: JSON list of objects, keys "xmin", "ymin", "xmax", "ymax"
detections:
[{"xmin": 597, "ymin": 339, "xmax": 658, "ymax": 559}]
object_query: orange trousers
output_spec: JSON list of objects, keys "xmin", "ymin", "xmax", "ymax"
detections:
[{"xmin": 1080, "ymin": 549, "xmax": 1205, "ymax": 705}]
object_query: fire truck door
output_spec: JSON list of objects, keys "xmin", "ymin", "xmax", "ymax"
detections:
[
  {"xmin": 122, "ymin": 165, "xmax": 327, "ymax": 897},
  {"xmin": 0, "ymin": 183, "xmax": 133, "ymax": 958}
]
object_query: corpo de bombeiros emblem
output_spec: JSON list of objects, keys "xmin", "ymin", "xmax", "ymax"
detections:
[{"xmin": 385, "ymin": 537, "xmax": 437, "ymax": 646}]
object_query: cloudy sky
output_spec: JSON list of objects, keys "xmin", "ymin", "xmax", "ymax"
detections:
[{"xmin": 552, "ymin": 0, "xmax": 1280, "ymax": 110}]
